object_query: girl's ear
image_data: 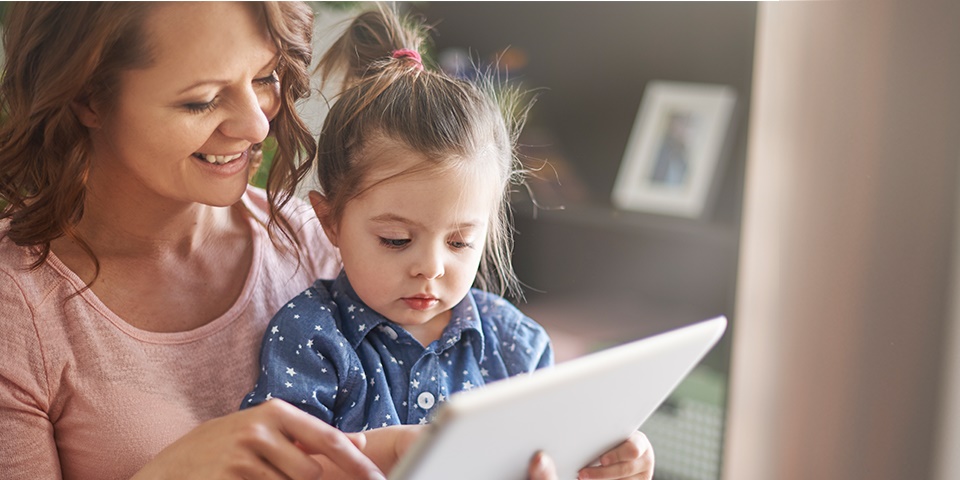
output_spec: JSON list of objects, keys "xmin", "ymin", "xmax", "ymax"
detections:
[
  {"xmin": 70, "ymin": 96, "xmax": 102, "ymax": 129},
  {"xmin": 308, "ymin": 190, "xmax": 340, "ymax": 247}
]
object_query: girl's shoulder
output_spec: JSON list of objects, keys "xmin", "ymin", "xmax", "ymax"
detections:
[{"xmin": 469, "ymin": 289, "xmax": 548, "ymax": 341}]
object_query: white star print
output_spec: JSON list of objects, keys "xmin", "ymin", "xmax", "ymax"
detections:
[
  {"xmin": 480, "ymin": 368, "xmax": 489, "ymax": 377},
  {"xmin": 286, "ymin": 367, "xmax": 296, "ymax": 376},
  {"xmin": 271, "ymin": 326, "xmax": 279, "ymax": 334},
  {"xmin": 285, "ymin": 382, "xmax": 292, "ymax": 388},
  {"xmin": 462, "ymin": 381, "xmax": 474, "ymax": 390},
  {"xmin": 287, "ymin": 302, "xmax": 295, "ymax": 308},
  {"xmin": 419, "ymin": 417, "xmax": 427, "ymax": 425},
  {"xmin": 348, "ymin": 305, "xmax": 356, "ymax": 313},
  {"xmin": 359, "ymin": 324, "xmax": 366, "ymax": 331},
  {"xmin": 411, "ymin": 379, "xmax": 420, "ymax": 388}
]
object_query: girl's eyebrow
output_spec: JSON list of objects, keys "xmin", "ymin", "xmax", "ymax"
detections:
[{"xmin": 370, "ymin": 213, "xmax": 482, "ymax": 230}]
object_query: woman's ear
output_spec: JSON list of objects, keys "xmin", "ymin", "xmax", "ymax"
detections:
[
  {"xmin": 70, "ymin": 96, "xmax": 102, "ymax": 129},
  {"xmin": 308, "ymin": 190, "xmax": 340, "ymax": 247}
]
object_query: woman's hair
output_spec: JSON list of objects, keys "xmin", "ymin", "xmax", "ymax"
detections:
[
  {"xmin": 313, "ymin": 5, "xmax": 535, "ymax": 299},
  {"xmin": 0, "ymin": 2, "xmax": 316, "ymax": 276}
]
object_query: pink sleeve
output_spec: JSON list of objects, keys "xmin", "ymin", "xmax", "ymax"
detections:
[{"xmin": 0, "ymin": 271, "xmax": 62, "ymax": 479}]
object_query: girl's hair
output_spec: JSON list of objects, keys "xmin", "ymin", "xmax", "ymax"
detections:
[
  {"xmin": 0, "ymin": 2, "xmax": 316, "ymax": 277},
  {"xmin": 313, "ymin": 5, "xmax": 534, "ymax": 299}
]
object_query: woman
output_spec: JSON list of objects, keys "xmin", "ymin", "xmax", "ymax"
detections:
[{"xmin": 0, "ymin": 2, "xmax": 385, "ymax": 479}]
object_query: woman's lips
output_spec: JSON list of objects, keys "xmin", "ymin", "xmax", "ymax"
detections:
[{"xmin": 403, "ymin": 296, "xmax": 438, "ymax": 311}]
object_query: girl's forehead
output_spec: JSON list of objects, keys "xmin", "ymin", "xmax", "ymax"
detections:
[{"xmin": 359, "ymin": 138, "xmax": 504, "ymax": 186}]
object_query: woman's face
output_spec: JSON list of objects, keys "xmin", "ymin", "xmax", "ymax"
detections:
[{"xmin": 86, "ymin": 2, "xmax": 282, "ymax": 207}]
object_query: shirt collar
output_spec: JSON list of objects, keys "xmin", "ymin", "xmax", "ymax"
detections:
[
  {"xmin": 330, "ymin": 272, "xmax": 485, "ymax": 362},
  {"xmin": 330, "ymin": 272, "xmax": 390, "ymax": 349}
]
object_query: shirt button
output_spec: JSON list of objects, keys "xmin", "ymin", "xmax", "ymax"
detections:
[{"xmin": 417, "ymin": 391, "xmax": 435, "ymax": 410}]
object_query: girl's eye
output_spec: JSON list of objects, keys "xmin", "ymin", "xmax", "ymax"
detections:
[
  {"xmin": 255, "ymin": 71, "xmax": 279, "ymax": 86},
  {"xmin": 185, "ymin": 97, "xmax": 220, "ymax": 114},
  {"xmin": 379, "ymin": 237, "xmax": 410, "ymax": 249},
  {"xmin": 449, "ymin": 240, "xmax": 473, "ymax": 250}
]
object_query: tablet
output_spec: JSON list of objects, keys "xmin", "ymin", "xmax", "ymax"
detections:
[{"xmin": 389, "ymin": 316, "xmax": 727, "ymax": 480}]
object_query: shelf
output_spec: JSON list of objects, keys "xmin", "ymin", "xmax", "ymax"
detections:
[{"xmin": 511, "ymin": 200, "xmax": 740, "ymax": 250}]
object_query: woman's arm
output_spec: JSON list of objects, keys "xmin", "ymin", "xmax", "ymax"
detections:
[{"xmin": 133, "ymin": 400, "xmax": 386, "ymax": 480}]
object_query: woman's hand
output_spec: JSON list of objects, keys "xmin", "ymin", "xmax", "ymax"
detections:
[
  {"xmin": 527, "ymin": 431, "xmax": 655, "ymax": 480},
  {"xmin": 133, "ymin": 399, "xmax": 386, "ymax": 480}
]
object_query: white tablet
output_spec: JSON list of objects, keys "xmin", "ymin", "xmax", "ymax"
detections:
[{"xmin": 389, "ymin": 316, "xmax": 727, "ymax": 480}]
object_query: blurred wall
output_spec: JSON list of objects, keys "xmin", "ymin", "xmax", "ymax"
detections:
[{"xmin": 726, "ymin": 2, "xmax": 960, "ymax": 479}]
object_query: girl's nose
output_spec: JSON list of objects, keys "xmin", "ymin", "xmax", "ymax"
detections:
[{"xmin": 411, "ymin": 246, "xmax": 445, "ymax": 280}]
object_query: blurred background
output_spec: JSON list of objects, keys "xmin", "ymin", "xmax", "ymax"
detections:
[{"xmin": 303, "ymin": 2, "xmax": 960, "ymax": 480}]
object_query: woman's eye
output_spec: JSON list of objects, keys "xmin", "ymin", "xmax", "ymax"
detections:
[
  {"xmin": 379, "ymin": 237, "xmax": 410, "ymax": 249},
  {"xmin": 185, "ymin": 98, "xmax": 219, "ymax": 114}
]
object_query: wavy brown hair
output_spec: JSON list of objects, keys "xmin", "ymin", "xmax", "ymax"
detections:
[
  {"xmin": 313, "ymin": 5, "xmax": 536, "ymax": 299},
  {"xmin": 0, "ymin": 2, "xmax": 316, "ymax": 279}
]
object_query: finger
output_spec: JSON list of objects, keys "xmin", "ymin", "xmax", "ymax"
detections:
[
  {"xmin": 577, "ymin": 459, "xmax": 646, "ymax": 480},
  {"xmin": 270, "ymin": 400, "xmax": 385, "ymax": 480},
  {"xmin": 599, "ymin": 433, "xmax": 644, "ymax": 466},
  {"xmin": 345, "ymin": 431, "xmax": 368, "ymax": 451},
  {"xmin": 251, "ymin": 427, "xmax": 326, "ymax": 480},
  {"xmin": 577, "ymin": 432, "xmax": 654, "ymax": 480},
  {"xmin": 528, "ymin": 451, "xmax": 559, "ymax": 480}
]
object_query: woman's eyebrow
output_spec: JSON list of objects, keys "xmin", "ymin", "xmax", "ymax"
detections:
[{"xmin": 176, "ymin": 54, "xmax": 280, "ymax": 96}]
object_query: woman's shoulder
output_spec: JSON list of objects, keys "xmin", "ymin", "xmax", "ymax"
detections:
[
  {"xmin": 242, "ymin": 185, "xmax": 340, "ymax": 280},
  {"xmin": 0, "ymin": 220, "xmax": 59, "ymax": 298}
]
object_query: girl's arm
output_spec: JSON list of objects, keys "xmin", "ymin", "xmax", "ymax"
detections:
[{"xmin": 313, "ymin": 424, "xmax": 424, "ymax": 479}]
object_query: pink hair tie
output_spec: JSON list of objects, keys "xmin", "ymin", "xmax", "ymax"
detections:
[{"xmin": 392, "ymin": 48, "xmax": 423, "ymax": 71}]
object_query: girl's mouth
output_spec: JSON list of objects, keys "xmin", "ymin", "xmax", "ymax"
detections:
[{"xmin": 403, "ymin": 295, "xmax": 439, "ymax": 311}]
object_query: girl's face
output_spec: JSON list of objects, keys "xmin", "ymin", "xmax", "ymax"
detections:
[
  {"xmin": 319, "ymin": 144, "xmax": 500, "ymax": 344},
  {"xmin": 84, "ymin": 2, "xmax": 281, "ymax": 207}
]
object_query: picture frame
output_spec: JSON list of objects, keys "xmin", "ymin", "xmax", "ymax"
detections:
[{"xmin": 612, "ymin": 81, "xmax": 737, "ymax": 218}]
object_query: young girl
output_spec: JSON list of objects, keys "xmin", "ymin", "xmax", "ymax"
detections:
[{"xmin": 244, "ymin": 7, "xmax": 654, "ymax": 479}]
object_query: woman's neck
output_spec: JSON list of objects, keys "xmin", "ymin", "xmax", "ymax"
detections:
[{"xmin": 76, "ymin": 177, "xmax": 243, "ymax": 259}]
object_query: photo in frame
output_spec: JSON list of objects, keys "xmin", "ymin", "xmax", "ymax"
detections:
[{"xmin": 612, "ymin": 81, "xmax": 737, "ymax": 218}]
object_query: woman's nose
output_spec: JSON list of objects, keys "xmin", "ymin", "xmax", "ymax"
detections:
[{"xmin": 218, "ymin": 85, "xmax": 278, "ymax": 144}]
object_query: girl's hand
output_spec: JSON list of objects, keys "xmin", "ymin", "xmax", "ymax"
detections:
[
  {"xmin": 578, "ymin": 431, "xmax": 655, "ymax": 480},
  {"xmin": 133, "ymin": 399, "xmax": 386, "ymax": 480},
  {"xmin": 528, "ymin": 451, "xmax": 559, "ymax": 480}
]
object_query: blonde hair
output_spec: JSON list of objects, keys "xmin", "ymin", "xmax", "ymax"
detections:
[
  {"xmin": 0, "ymin": 2, "xmax": 316, "ymax": 278},
  {"xmin": 312, "ymin": 5, "xmax": 535, "ymax": 299}
]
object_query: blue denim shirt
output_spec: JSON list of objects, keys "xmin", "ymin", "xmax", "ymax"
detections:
[{"xmin": 242, "ymin": 272, "xmax": 554, "ymax": 432}]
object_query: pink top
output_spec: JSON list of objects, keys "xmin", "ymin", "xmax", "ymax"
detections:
[{"xmin": 0, "ymin": 187, "xmax": 340, "ymax": 480}]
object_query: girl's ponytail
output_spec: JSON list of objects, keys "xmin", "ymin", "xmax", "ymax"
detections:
[{"xmin": 316, "ymin": 5, "xmax": 427, "ymax": 89}]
